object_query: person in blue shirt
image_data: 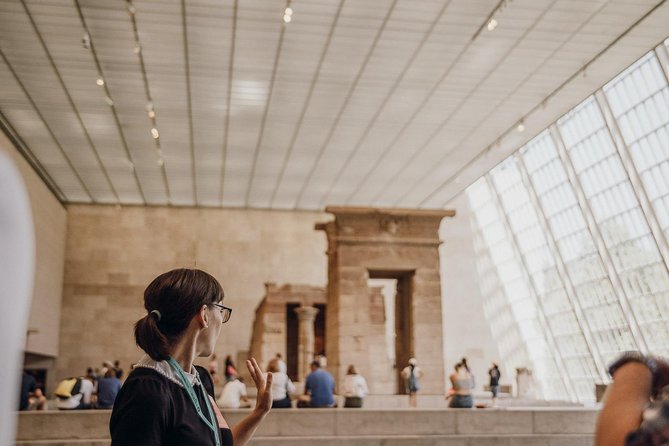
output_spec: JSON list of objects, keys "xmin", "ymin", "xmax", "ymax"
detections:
[
  {"xmin": 303, "ymin": 360, "xmax": 335, "ymax": 408},
  {"xmin": 96, "ymin": 369, "xmax": 122, "ymax": 409}
]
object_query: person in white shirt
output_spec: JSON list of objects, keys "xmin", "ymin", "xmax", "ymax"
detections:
[
  {"xmin": 267, "ymin": 358, "xmax": 295, "ymax": 408},
  {"xmin": 57, "ymin": 377, "xmax": 95, "ymax": 410},
  {"xmin": 275, "ymin": 353, "xmax": 287, "ymax": 375},
  {"xmin": 400, "ymin": 358, "xmax": 423, "ymax": 408},
  {"xmin": 343, "ymin": 364, "xmax": 368, "ymax": 408},
  {"xmin": 217, "ymin": 376, "xmax": 250, "ymax": 409}
]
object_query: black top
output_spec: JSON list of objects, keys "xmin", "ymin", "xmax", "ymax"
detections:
[
  {"xmin": 110, "ymin": 365, "xmax": 233, "ymax": 446},
  {"xmin": 489, "ymin": 368, "xmax": 501, "ymax": 386}
]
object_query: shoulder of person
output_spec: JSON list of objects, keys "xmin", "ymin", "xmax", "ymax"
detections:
[{"xmin": 123, "ymin": 369, "xmax": 172, "ymax": 394}]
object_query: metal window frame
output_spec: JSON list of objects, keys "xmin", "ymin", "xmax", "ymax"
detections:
[
  {"xmin": 485, "ymin": 172, "xmax": 578, "ymax": 400},
  {"xmin": 550, "ymin": 123, "xmax": 650, "ymax": 353},
  {"xmin": 516, "ymin": 147, "xmax": 609, "ymax": 384}
]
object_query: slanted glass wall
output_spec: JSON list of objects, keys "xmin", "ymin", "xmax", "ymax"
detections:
[{"xmin": 466, "ymin": 39, "xmax": 669, "ymax": 402}]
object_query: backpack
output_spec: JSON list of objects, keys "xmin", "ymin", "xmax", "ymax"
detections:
[{"xmin": 55, "ymin": 377, "xmax": 83, "ymax": 399}]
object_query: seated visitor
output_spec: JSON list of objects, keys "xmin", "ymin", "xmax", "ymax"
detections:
[
  {"xmin": 267, "ymin": 358, "xmax": 296, "ymax": 408},
  {"xmin": 448, "ymin": 362, "xmax": 474, "ymax": 408},
  {"xmin": 224, "ymin": 355, "xmax": 237, "ymax": 383},
  {"xmin": 56, "ymin": 376, "xmax": 94, "ymax": 410},
  {"xmin": 96, "ymin": 369, "xmax": 122, "ymax": 409},
  {"xmin": 18, "ymin": 371, "xmax": 46, "ymax": 411},
  {"xmin": 109, "ymin": 268, "xmax": 273, "ymax": 446},
  {"xmin": 342, "ymin": 364, "xmax": 368, "ymax": 408},
  {"xmin": 401, "ymin": 358, "xmax": 423, "ymax": 408},
  {"xmin": 302, "ymin": 360, "xmax": 335, "ymax": 408},
  {"xmin": 596, "ymin": 351, "xmax": 669, "ymax": 446},
  {"xmin": 218, "ymin": 376, "xmax": 251, "ymax": 409}
]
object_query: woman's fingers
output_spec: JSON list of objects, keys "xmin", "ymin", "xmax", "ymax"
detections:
[
  {"xmin": 251, "ymin": 358, "xmax": 263, "ymax": 383},
  {"xmin": 246, "ymin": 359, "xmax": 257, "ymax": 383}
]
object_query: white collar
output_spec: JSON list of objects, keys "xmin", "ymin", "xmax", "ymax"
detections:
[{"xmin": 133, "ymin": 354, "xmax": 202, "ymax": 388}]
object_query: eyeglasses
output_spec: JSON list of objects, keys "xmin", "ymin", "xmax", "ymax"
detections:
[{"xmin": 212, "ymin": 303, "xmax": 232, "ymax": 324}]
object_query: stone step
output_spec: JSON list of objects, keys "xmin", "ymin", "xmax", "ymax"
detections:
[
  {"xmin": 16, "ymin": 434, "xmax": 594, "ymax": 446},
  {"xmin": 16, "ymin": 408, "xmax": 598, "ymax": 442}
]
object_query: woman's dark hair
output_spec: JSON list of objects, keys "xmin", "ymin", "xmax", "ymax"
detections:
[
  {"xmin": 347, "ymin": 364, "xmax": 357, "ymax": 375},
  {"xmin": 134, "ymin": 268, "xmax": 224, "ymax": 360},
  {"xmin": 461, "ymin": 357, "xmax": 470, "ymax": 372}
]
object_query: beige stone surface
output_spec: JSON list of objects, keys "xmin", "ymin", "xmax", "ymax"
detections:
[
  {"xmin": 16, "ymin": 408, "xmax": 597, "ymax": 445},
  {"xmin": 1, "ymin": 131, "xmax": 67, "ymax": 360},
  {"xmin": 55, "ymin": 205, "xmax": 328, "ymax": 385},
  {"xmin": 318, "ymin": 207, "xmax": 454, "ymax": 395},
  {"xmin": 248, "ymin": 283, "xmax": 326, "ymax": 375}
]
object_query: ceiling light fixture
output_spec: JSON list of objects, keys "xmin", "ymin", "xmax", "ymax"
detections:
[
  {"xmin": 517, "ymin": 121, "xmax": 525, "ymax": 132},
  {"xmin": 96, "ymin": 78, "xmax": 105, "ymax": 86},
  {"xmin": 148, "ymin": 110, "xmax": 156, "ymax": 119},
  {"xmin": 151, "ymin": 128, "xmax": 159, "ymax": 139},
  {"xmin": 473, "ymin": 0, "xmax": 509, "ymax": 41},
  {"xmin": 283, "ymin": 1, "xmax": 293, "ymax": 23}
]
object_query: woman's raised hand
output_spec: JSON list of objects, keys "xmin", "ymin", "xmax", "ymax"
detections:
[{"xmin": 246, "ymin": 358, "xmax": 272, "ymax": 415}]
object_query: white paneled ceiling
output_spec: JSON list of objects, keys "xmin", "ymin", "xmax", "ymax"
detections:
[{"xmin": 1, "ymin": 0, "xmax": 668, "ymax": 210}]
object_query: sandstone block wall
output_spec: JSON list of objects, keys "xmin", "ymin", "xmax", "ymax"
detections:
[{"xmin": 54, "ymin": 205, "xmax": 328, "ymax": 388}]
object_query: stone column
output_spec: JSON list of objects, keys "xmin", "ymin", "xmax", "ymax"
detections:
[{"xmin": 294, "ymin": 306, "xmax": 319, "ymax": 380}]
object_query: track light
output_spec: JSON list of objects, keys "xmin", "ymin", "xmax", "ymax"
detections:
[
  {"xmin": 148, "ymin": 110, "xmax": 155, "ymax": 119},
  {"xmin": 487, "ymin": 18, "xmax": 498, "ymax": 31},
  {"xmin": 517, "ymin": 121, "xmax": 525, "ymax": 132},
  {"xmin": 283, "ymin": 13, "xmax": 292, "ymax": 23},
  {"xmin": 151, "ymin": 128, "xmax": 159, "ymax": 139},
  {"xmin": 96, "ymin": 78, "xmax": 105, "ymax": 86}
]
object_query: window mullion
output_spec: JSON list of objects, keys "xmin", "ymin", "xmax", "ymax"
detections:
[
  {"xmin": 516, "ymin": 151, "xmax": 609, "ymax": 383},
  {"xmin": 485, "ymin": 172, "xmax": 578, "ymax": 401},
  {"xmin": 550, "ymin": 124, "xmax": 650, "ymax": 353}
]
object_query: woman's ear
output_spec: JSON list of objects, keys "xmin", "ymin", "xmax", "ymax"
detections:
[{"xmin": 198, "ymin": 304, "xmax": 209, "ymax": 329}]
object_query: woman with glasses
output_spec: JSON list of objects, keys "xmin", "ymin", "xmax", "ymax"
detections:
[{"xmin": 110, "ymin": 268, "xmax": 272, "ymax": 446}]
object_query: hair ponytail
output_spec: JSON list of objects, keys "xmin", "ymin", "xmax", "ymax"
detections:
[
  {"xmin": 133, "ymin": 268, "xmax": 224, "ymax": 361},
  {"xmin": 135, "ymin": 313, "xmax": 171, "ymax": 360}
]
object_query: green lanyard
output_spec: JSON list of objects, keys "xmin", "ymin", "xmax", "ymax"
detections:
[{"xmin": 167, "ymin": 358, "xmax": 220, "ymax": 446}]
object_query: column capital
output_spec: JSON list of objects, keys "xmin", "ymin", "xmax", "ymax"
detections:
[{"xmin": 294, "ymin": 305, "xmax": 319, "ymax": 321}]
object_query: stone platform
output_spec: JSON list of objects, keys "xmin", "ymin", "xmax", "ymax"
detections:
[{"xmin": 15, "ymin": 407, "xmax": 597, "ymax": 445}]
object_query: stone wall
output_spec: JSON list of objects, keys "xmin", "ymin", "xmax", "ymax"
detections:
[
  {"xmin": 55, "ymin": 205, "xmax": 328, "ymax": 385},
  {"xmin": 0, "ymin": 131, "xmax": 67, "ymax": 359},
  {"xmin": 318, "ymin": 207, "xmax": 454, "ymax": 395},
  {"xmin": 248, "ymin": 283, "xmax": 326, "ymax": 372},
  {"xmin": 440, "ymin": 193, "xmax": 504, "ymax": 389}
]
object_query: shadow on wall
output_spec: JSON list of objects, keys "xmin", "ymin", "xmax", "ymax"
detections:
[{"xmin": 0, "ymin": 151, "xmax": 35, "ymax": 444}]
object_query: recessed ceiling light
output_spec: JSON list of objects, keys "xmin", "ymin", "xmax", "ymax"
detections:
[
  {"xmin": 96, "ymin": 78, "xmax": 105, "ymax": 86},
  {"xmin": 487, "ymin": 18, "xmax": 498, "ymax": 31},
  {"xmin": 517, "ymin": 122, "xmax": 525, "ymax": 132}
]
